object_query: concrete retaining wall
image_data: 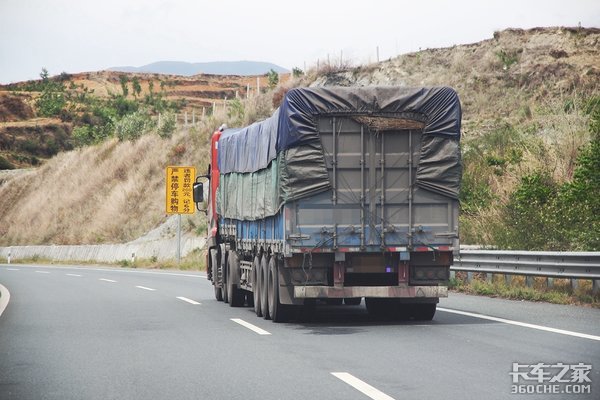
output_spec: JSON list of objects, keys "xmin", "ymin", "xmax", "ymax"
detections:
[{"xmin": 0, "ymin": 235, "xmax": 206, "ymax": 263}]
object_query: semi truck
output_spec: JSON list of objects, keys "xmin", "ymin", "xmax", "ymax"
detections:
[{"xmin": 193, "ymin": 86, "xmax": 462, "ymax": 322}]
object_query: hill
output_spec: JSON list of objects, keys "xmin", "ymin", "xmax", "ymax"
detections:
[
  {"xmin": 0, "ymin": 70, "xmax": 284, "ymax": 169},
  {"xmin": 0, "ymin": 27, "xmax": 598, "ymax": 250},
  {"xmin": 108, "ymin": 60, "xmax": 289, "ymax": 76}
]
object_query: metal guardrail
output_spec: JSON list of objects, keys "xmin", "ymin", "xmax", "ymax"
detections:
[{"xmin": 452, "ymin": 250, "xmax": 600, "ymax": 293}]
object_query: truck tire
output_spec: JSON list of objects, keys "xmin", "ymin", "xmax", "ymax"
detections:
[
  {"xmin": 252, "ymin": 256, "xmax": 262, "ymax": 317},
  {"xmin": 227, "ymin": 251, "xmax": 244, "ymax": 307},
  {"xmin": 260, "ymin": 255, "xmax": 270, "ymax": 319},
  {"xmin": 221, "ymin": 249, "xmax": 229, "ymax": 304},
  {"xmin": 210, "ymin": 249, "xmax": 223, "ymax": 301},
  {"xmin": 268, "ymin": 257, "xmax": 289, "ymax": 322}
]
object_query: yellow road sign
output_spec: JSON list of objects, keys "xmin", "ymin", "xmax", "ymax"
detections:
[{"xmin": 166, "ymin": 166, "xmax": 196, "ymax": 214}]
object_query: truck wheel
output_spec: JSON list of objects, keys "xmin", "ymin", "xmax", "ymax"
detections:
[
  {"xmin": 252, "ymin": 256, "xmax": 262, "ymax": 317},
  {"xmin": 210, "ymin": 249, "xmax": 223, "ymax": 301},
  {"xmin": 344, "ymin": 297, "xmax": 362, "ymax": 306},
  {"xmin": 260, "ymin": 255, "xmax": 270, "ymax": 319},
  {"xmin": 268, "ymin": 257, "xmax": 289, "ymax": 323},
  {"xmin": 227, "ymin": 251, "xmax": 244, "ymax": 307},
  {"xmin": 222, "ymin": 253, "xmax": 229, "ymax": 304}
]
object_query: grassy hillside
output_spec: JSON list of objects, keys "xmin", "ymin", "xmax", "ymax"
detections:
[
  {"xmin": 0, "ymin": 27, "xmax": 598, "ymax": 250},
  {"xmin": 0, "ymin": 70, "xmax": 277, "ymax": 169}
]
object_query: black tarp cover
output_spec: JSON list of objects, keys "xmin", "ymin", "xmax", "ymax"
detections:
[{"xmin": 217, "ymin": 86, "xmax": 462, "ymax": 220}]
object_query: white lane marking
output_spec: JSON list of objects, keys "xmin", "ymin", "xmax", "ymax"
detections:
[
  {"xmin": 7, "ymin": 268, "xmax": 20, "ymax": 271},
  {"xmin": 0, "ymin": 283, "xmax": 10, "ymax": 318},
  {"xmin": 177, "ymin": 296, "xmax": 201, "ymax": 305},
  {"xmin": 66, "ymin": 273, "xmax": 82, "ymax": 277},
  {"xmin": 35, "ymin": 270, "xmax": 50, "ymax": 274},
  {"xmin": 99, "ymin": 278, "xmax": 117, "ymax": 283},
  {"xmin": 230, "ymin": 318, "xmax": 271, "ymax": 335},
  {"xmin": 2, "ymin": 265, "xmax": 205, "ymax": 278},
  {"xmin": 331, "ymin": 372, "xmax": 395, "ymax": 400},
  {"xmin": 438, "ymin": 307, "xmax": 600, "ymax": 342},
  {"xmin": 135, "ymin": 286, "xmax": 156, "ymax": 291}
]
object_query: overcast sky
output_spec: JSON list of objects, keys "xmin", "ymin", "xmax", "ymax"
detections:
[{"xmin": 1, "ymin": 0, "xmax": 598, "ymax": 84}]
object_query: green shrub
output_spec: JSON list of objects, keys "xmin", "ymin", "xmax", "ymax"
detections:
[
  {"xmin": 495, "ymin": 48, "xmax": 520, "ymax": 70},
  {"xmin": 227, "ymin": 98, "xmax": 245, "ymax": 127},
  {"xmin": 72, "ymin": 123, "xmax": 114, "ymax": 146},
  {"xmin": 35, "ymin": 68, "xmax": 67, "ymax": 117},
  {"xmin": 0, "ymin": 155, "xmax": 15, "ymax": 170},
  {"xmin": 157, "ymin": 112, "xmax": 176, "ymax": 138},
  {"xmin": 292, "ymin": 67, "xmax": 304, "ymax": 78},
  {"xmin": 267, "ymin": 69, "xmax": 279, "ymax": 89},
  {"xmin": 114, "ymin": 109, "xmax": 154, "ymax": 141}
]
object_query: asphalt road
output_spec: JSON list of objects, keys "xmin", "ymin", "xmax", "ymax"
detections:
[{"xmin": 1, "ymin": 264, "xmax": 599, "ymax": 400}]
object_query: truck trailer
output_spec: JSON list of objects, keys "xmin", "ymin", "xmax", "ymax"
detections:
[{"xmin": 194, "ymin": 86, "xmax": 462, "ymax": 322}]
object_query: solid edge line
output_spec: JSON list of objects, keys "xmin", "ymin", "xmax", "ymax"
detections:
[
  {"xmin": 230, "ymin": 318, "xmax": 271, "ymax": 335},
  {"xmin": 437, "ymin": 307, "xmax": 600, "ymax": 342},
  {"xmin": 176, "ymin": 296, "xmax": 201, "ymax": 305},
  {"xmin": 0, "ymin": 283, "xmax": 10, "ymax": 318},
  {"xmin": 331, "ymin": 372, "xmax": 395, "ymax": 400}
]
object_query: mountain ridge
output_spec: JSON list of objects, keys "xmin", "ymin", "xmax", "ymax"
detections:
[{"xmin": 108, "ymin": 60, "xmax": 289, "ymax": 76}]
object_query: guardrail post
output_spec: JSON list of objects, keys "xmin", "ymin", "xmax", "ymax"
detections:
[
  {"xmin": 450, "ymin": 270, "xmax": 456, "ymax": 280},
  {"xmin": 570, "ymin": 279, "xmax": 578, "ymax": 291},
  {"xmin": 593, "ymin": 280, "xmax": 599, "ymax": 296},
  {"xmin": 504, "ymin": 274, "xmax": 511, "ymax": 286},
  {"xmin": 486, "ymin": 273, "xmax": 492, "ymax": 283},
  {"xmin": 546, "ymin": 277, "xmax": 554, "ymax": 289},
  {"xmin": 467, "ymin": 272, "xmax": 473, "ymax": 283},
  {"xmin": 7, "ymin": 249, "xmax": 11, "ymax": 264},
  {"xmin": 525, "ymin": 276, "xmax": 534, "ymax": 287}
]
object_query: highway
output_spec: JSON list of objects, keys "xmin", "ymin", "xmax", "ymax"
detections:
[{"xmin": 1, "ymin": 264, "xmax": 599, "ymax": 400}]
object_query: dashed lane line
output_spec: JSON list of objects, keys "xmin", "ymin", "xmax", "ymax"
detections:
[
  {"xmin": 66, "ymin": 273, "xmax": 82, "ymax": 277},
  {"xmin": 230, "ymin": 318, "xmax": 271, "ymax": 335},
  {"xmin": 438, "ymin": 307, "xmax": 600, "ymax": 342},
  {"xmin": 176, "ymin": 297, "xmax": 201, "ymax": 305},
  {"xmin": 99, "ymin": 278, "xmax": 117, "ymax": 283},
  {"xmin": 35, "ymin": 271, "xmax": 50, "ymax": 274},
  {"xmin": 6, "ymin": 268, "xmax": 19, "ymax": 271},
  {"xmin": 135, "ymin": 286, "xmax": 156, "ymax": 291},
  {"xmin": 331, "ymin": 372, "xmax": 395, "ymax": 400}
]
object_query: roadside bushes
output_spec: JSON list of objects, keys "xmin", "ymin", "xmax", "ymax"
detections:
[
  {"xmin": 114, "ymin": 109, "xmax": 155, "ymax": 141},
  {"xmin": 491, "ymin": 97, "xmax": 600, "ymax": 250}
]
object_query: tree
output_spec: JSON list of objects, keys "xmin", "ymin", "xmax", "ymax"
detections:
[
  {"xmin": 119, "ymin": 75, "xmax": 129, "ymax": 97},
  {"xmin": 292, "ymin": 67, "xmax": 304, "ymax": 78},
  {"xmin": 35, "ymin": 68, "xmax": 66, "ymax": 117},
  {"xmin": 132, "ymin": 77, "xmax": 142, "ymax": 98},
  {"xmin": 267, "ymin": 69, "xmax": 279, "ymax": 89}
]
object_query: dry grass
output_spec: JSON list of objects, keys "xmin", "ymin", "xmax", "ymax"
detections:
[{"xmin": 0, "ymin": 127, "xmax": 210, "ymax": 245}]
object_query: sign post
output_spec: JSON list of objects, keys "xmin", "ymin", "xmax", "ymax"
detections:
[{"xmin": 166, "ymin": 166, "xmax": 196, "ymax": 264}]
